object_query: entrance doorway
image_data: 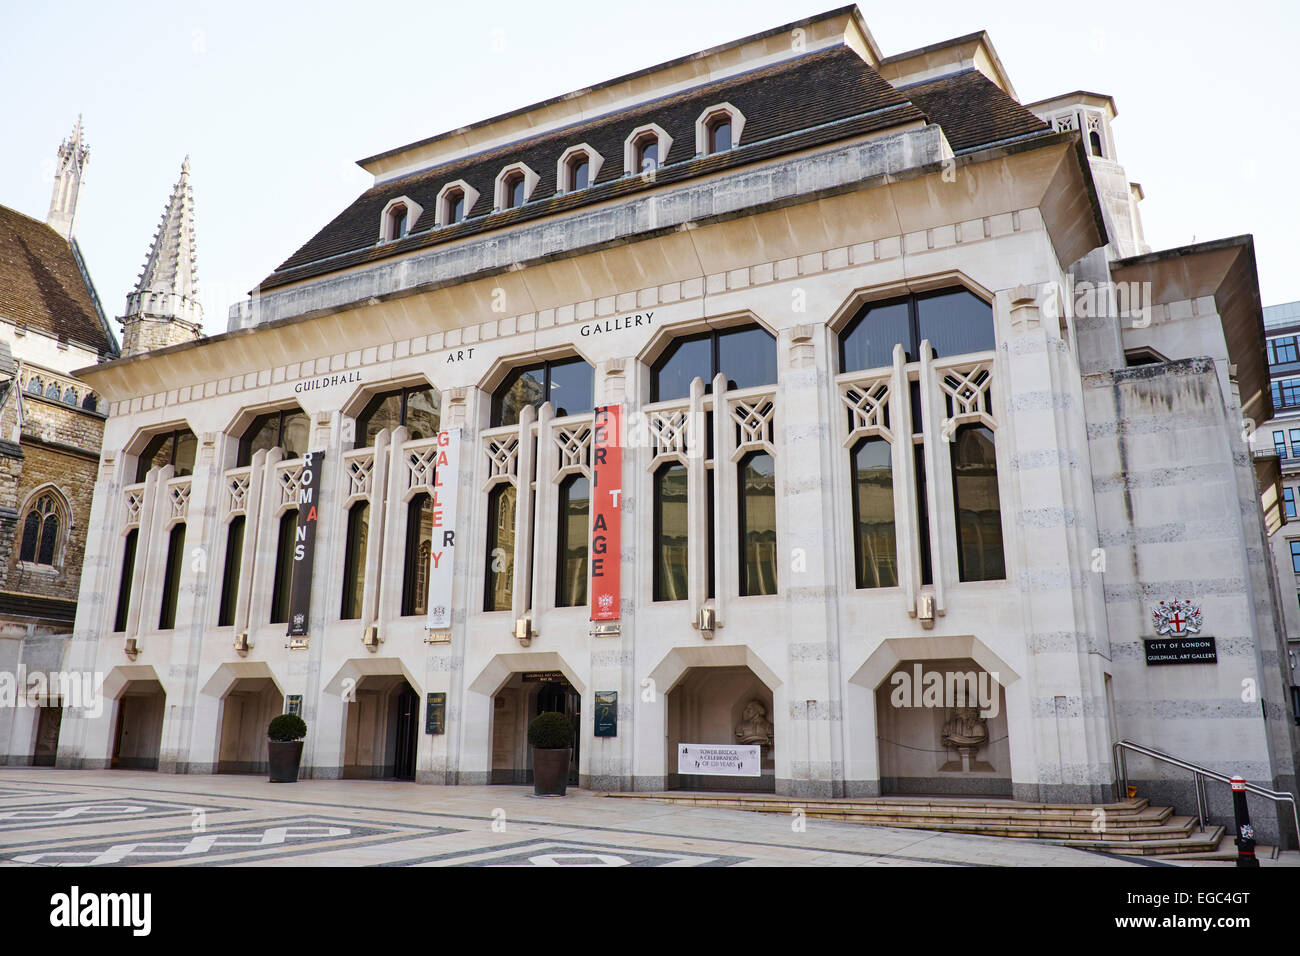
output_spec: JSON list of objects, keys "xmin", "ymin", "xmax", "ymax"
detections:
[
  {"xmin": 342, "ymin": 675, "xmax": 418, "ymax": 780},
  {"xmin": 33, "ymin": 705, "xmax": 62, "ymax": 767},
  {"xmin": 665, "ymin": 665, "xmax": 775, "ymax": 792},
  {"xmin": 111, "ymin": 679, "xmax": 166, "ymax": 770},
  {"xmin": 217, "ymin": 677, "xmax": 283, "ymax": 774},
  {"xmin": 491, "ymin": 673, "xmax": 579, "ymax": 786}
]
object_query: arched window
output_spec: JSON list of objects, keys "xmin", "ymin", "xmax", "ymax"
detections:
[
  {"xmin": 634, "ymin": 132, "xmax": 659, "ymax": 173},
  {"xmin": 114, "ymin": 529, "xmax": 139, "ymax": 632},
  {"xmin": 354, "ymin": 384, "xmax": 440, "ymax": 448},
  {"xmin": 738, "ymin": 451, "xmax": 777, "ymax": 596},
  {"xmin": 566, "ymin": 153, "xmax": 590, "ymax": 192},
  {"xmin": 402, "ymin": 494, "xmax": 432, "ymax": 616},
  {"xmin": 217, "ymin": 516, "xmax": 245, "ymax": 627},
  {"xmin": 158, "ymin": 523, "xmax": 186, "ymax": 629},
  {"xmin": 62, "ymin": 387, "xmax": 77, "ymax": 405},
  {"xmin": 839, "ymin": 287, "xmax": 994, "ymax": 372},
  {"xmin": 555, "ymin": 475, "xmax": 589, "ymax": 607},
  {"xmin": 650, "ymin": 323, "xmax": 777, "ymax": 402},
  {"xmin": 443, "ymin": 187, "xmax": 465, "ymax": 225},
  {"xmin": 269, "ymin": 510, "xmax": 297, "ymax": 624},
  {"xmin": 483, "ymin": 485, "xmax": 516, "ymax": 611},
  {"xmin": 503, "ymin": 171, "xmax": 526, "ymax": 210},
  {"xmin": 707, "ymin": 114, "xmax": 732, "ymax": 153},
  {"xmin": 341, "ymin": 501, "xmax": 369, "ymax": 620},
  {"xmin": 82, "ymin": 392, "xmax": 98, "ymax": 411},
  {"xmin": 652, "ymin": 463, "xmax": 688, "ymax": 601},
  {"xmin": 26, "ymin": 377, "xmax": 41, "ymax": 395},
  {"xmin": 44, "ymin": 381, "xmax": 60, "ymax": 400},
  {"xmin": 950, "ymin": 424, "xmax": 1005, "ymax": 581},
  {"xmin": 850, "ymin": 437, "xmax": 897, "ymax": 588},
  {"xmin": 387, "ymin": 203, "xmax": 408, "ymax": 240},
  {"xmin": 135, "ymin": 428, "xmax": 197, "ymax": 483},
  {"xmin": 19, "ymin": 492, "xmax": 64, "ymax": 566},
  {"xmin": 238, "ymin": 408, "xmax": 309, "ymax": 466},
  {"xmin": 1089, "ymin": 130, "xmax": 1104, "ymax": 157},
  {"xmin": 491, "ymin": 357, "xmax": 593, "ymax": 428}
]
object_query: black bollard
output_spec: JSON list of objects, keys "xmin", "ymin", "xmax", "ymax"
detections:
[{"xmin": 1231, "ymin": 776, "xmax": 1260, "ymax": 868}]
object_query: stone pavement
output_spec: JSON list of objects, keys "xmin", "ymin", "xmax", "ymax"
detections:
[{"xmin": 0, "ymin": 768, "xmax": 1292, "ymax": 867}]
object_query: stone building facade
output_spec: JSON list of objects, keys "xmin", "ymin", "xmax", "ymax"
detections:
[
  {"xmin": 42, "ymin": 7, "xmax": 1300, "ymax": 841},
  {"xmin": 0, "ymin": 119, "xmax": 118, "ymax": 765}
]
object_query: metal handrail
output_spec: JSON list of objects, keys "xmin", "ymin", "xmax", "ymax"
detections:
[{"xmin": 1113, "ymin": 739, "xmax": 1300, "ymax": 844}]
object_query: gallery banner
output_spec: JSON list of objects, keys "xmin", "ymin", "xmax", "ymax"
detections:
[
  {"xmin": 287, "ymin": 450, "xmax": 325, "ymax": 637},
  {"xmin": 590, "ymin": 404, "xmax": 622, "ymax": 621},
  {"xmin": 677, "ymin": 744, "xmax": 761, "ymax": 777},
  {"xmin": 425, "ymin": 428, "xmax": 461, "ymax": 631}
]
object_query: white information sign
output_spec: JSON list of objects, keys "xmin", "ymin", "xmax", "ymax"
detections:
[{"xmin": 677, "ymin": 743, "xmax": 761, "ymax": 777}]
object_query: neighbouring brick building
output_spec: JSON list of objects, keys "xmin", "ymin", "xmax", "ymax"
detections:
[{"xmin": 0, "ymin": 121, "xmax": 197, "ymax": 765}]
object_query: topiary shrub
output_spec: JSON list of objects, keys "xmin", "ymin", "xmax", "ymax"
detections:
[
  {"xmin": 268, "ymin": 714, "xmax": 308, "ymax": 742},
  {"xmin": 528, "ymin": 712, "xmax": 573, "ymax": 750}
]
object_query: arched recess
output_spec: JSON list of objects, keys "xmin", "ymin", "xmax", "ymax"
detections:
[
  {"xmin": 323, "ymin": 656, "xmax": 423, "ymax": 699},
  {"xmin": 468, "ymin": 651, "xmax": 586, "ymax": 698},
  {"xmin": 847, "ymin": 635, "xmax": 1019, "ymax": 692},
  {"xmin": 647, "ymin": 643, "xmax": 782, "ymax": 696}
]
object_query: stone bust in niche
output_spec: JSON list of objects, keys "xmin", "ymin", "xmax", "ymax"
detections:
[
  {"xmin": 941, "ymin": 707, "xmax": 988, "ymax": 749},
  {"xmin": 735, "ymin": 700, "xmax": 774, "ymax": 747}
]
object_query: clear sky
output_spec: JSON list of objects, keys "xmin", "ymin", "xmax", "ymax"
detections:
[{"xmin": 3, "ymin": 0, "xmax": 1297, "ymax": 338}]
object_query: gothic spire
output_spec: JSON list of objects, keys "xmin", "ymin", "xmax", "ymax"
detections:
[
  {"xmin": 120, "ymin": 157, "xmax": 203, "ymax": 356},
  {"xmin": 46, "ymin": 116, "xmax": 89, "ymax": 240}
]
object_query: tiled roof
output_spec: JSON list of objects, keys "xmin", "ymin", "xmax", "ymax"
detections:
[
  {"xmin": 261, "ymin": 49, "xmax": 1053, "ymax": 293},
  {"xmin": 902, "ymin": 69, "xmax": 1049, "ymax": 152},
  {"xmin": 0, "ymin": 204, "xmax": 116, "ymax": 356}
]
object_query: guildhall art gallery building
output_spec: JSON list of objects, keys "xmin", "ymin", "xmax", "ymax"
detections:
[{"xmin": 22, "ymin": 7, "xmax": 1300, "ymax": 836}]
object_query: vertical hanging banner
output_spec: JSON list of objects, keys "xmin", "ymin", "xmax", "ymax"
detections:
[
  {"xmin": 425, "ymin": 428, "xmax": 461, "ymax": 631},
  {"xmin": 287, "ymin": 450, "xmax": 326, "ymax": 638},
  {"xmin": 591, "ymin": 404, "xmax": 622, "ymax": 621}
]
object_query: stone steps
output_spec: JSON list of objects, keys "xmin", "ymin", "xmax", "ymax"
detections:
[{"xmin": 600, "ymin": 791, "xmax": 1224, "ymax": 856}]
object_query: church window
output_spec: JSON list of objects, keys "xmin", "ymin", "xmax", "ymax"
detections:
[{"xmin": 19, "ymin": 492, "xmax": 64, "ymax": 566}]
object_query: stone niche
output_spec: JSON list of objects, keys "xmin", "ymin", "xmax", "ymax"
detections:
[
  {"xmin": 666, "ymin": 665, "xmax": 774, "ymax": 793},
  {"xmin": 875, "ymin": 657, "xmax": 1011, "ymax": 797}
]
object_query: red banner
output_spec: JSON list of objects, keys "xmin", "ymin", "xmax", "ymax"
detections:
[{"xmin": 591, "ymin": 404, "xmax": 622, "ymax": 621}]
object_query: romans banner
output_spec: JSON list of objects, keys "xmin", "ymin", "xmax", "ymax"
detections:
[
  {"xmin": 590, "ymin": 404, "xmax": 622, "ymax": 621},
  {"xmin": 425, "ymin": 428, "xmax": 461, "ymax": 631},
  {"xmin": 286, "ymin": 450, "xmax": 325, "ymax": 638}
]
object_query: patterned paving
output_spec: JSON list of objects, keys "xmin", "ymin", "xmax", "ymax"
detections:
[{"xmin": 0, "ymin": 768, "xmax": 1282, "ymax": 867}]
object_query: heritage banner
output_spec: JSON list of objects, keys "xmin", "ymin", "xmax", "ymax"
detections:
[
  {"xmin": 425, "ymin": 428, "xmax": 461, "ymax": 631},
  {"xmin": 590, "ymin": 404, "xmax": 622, "ymax": 621},
  {"xmin": 677, "ymin": 744, "xmax": 761, "ymax": 777},
  {"xmin": 286, "ymin": 450, "xmax": 325, "ymax": 638}
]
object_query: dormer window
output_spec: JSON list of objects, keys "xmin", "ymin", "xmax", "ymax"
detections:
[
  {"xmin": 388, "ymin": 204, "xmax": 408, "ymax": 239},
  {"xmin": 635, "ymin": 133, "xmax": 658, "ymax": 173},
  {"xmin": 445, "ymin": 188, "xmax": 465, "ymax": 224},
  {"xmin": 379, "ymin": 196, "xmax": 422, "ymax": 242},
  {"xmin": 568, "ymin": 154, "xmax": 590, "ymax": 191},
  {"xmin": 556, "ymin": 144, "xmax": 604, "ymax": 195},
  {"xmin": 494, "ymin": 163, "xmax": 538, "ymax": 212},
  {"xmin": 435, "ymin": 180, "xmax": 478, "ymax": 228},
  {"xmin": 695, "ymin": 104, "xmax": 745, "ymax": 157}
]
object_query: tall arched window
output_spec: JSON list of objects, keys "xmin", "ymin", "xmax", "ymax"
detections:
[
  {"xmin": 387, "ymin": 203, "xmax": 408, "ymax": 240},
  {"xmin": 840, "ymin": 288, "xmax": 995, "ymax": 372},
  {"xmin": 850, "ymin": 438, "xmax": 897, "ymax": 588},
  {"xmin": 19, "ymin": 492, "xmax": 63, "ymax": 566},
  {"xmin": 217, "ymin": 516, "xmax": 245, "ymax": 627},
  {"xmin": 650, "ymin": 323, "xmax": 777, "ymax": 402},
  {"xmin": 483, "ymin": 485, "xmax": 516, "ymax": 611},
  {"xmin": 491, "ymin": 357, "xmax": 593, "ymax": 428},
  {"xmin": 402, "ymin": 494, "xmax": 432, "ymax": 616},
  {"xmin": 354, "ymin": 384, "xmax": 440, "ymax": 449},
  {"xmin": 503, "ymin": 171, "xmax": 526, "ymax": 209},
  {"xmin": 269, "ymin": 510, "xmax": 297, "ymax": 624},
  {"xmin": 555, "ymin": 475, "xmax": 589, "ymax": 607},
  {"xmin": 443, "ymin": 187, "xmax": 466, "ymax": 225},
  {"xmin": 634, "ymin": 133, "xmax": 659, "ymax": 173},
  {"xmin": 114, "ymin": 529, "xmax": 139, "ymax": 632},
  {"xmin": 652, "ymin": 463, "xmax": 688, "ymax": 601},
  {"xmin": 158, "ymin": 523, "xmax": 186, "ymax": 629},
  {"xmin": 738, "ymin": 451, "xmax": 777, "ymax": 596},
  {"xmin": 566, "ymin": 153, "xmax": 590, "ymax": 191},
  {"xmin": 950, "ymin": 424, "xmax": 1005, "ymax": 581},
  {"xmin": 135, "ymin": 428, "xmax": 197, "ymax": 483},
  {"xmin": 707, "ymin": 114, "xmax": 732, "ymax": 153},
  {"xmin": 238, "ymin": 408, "xmax": 309, "ymax": 466},
  {"xmin": 341, "ymin": 501, "xmax": 369, "ymax": 620}
]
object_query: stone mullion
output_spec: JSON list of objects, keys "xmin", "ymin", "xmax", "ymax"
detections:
[
  {"xmin": 232, "ymin": 450, "xmax": 266, "ymax": 637},
  {"xmin": 510, "ymin": 405, "xmax": 537, "ymax": 630},
  {"xmin": 247, "ymin": 447, "xmax": 285, "ymax": 633},
  {"xmin": 376, "ymin": 426, "xmax": 409, "ymax": 626},
  {"xmin": 360, "ymin": 431, "xmax": 389, "ymax": 627}
]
